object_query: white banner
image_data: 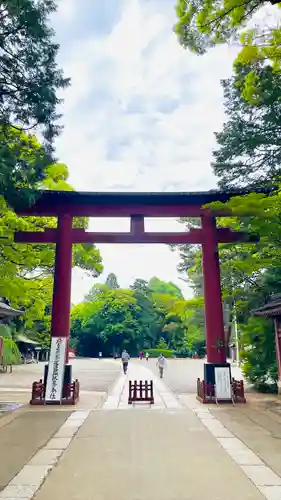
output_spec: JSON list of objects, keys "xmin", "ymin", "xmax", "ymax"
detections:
[
  {"xmin": 214, "ymin": 367, "xmax": 232, "ymax": 400},
  {"xmin": 45, "ymin": 337, "xmax": 67, "ymax": 402}
]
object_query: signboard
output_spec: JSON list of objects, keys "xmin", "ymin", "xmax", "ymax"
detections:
[
  {"xmin": 45, "ymin": 337, "xmax": 67, "ymax": 402},
  {"xmin": 214, "ymin": 366, "xmax": 232, "ymax": 400}
]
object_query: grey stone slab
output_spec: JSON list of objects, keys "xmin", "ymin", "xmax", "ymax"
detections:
[
  {"xmin": 228, "ymin": 449, "xmax": 264, "ymax": 466},
  {"xmin": 10, "ymin": 465, "xmax": 51, "ymax": 486},
  {"xmin": 258, "ymin": 486, "xmax": 281, "ymax": 500},
  {"xmin": 241, "ymin": 465, "xmax": 281, "ymax": 486},
  {"xmin": 29, "ymin": 449, "xmax": 63, "ymax": 466},
  {"xmin": 201, "ymin": 419, "xmax": 234, "ymax": 438},
  {"xmin": 45, "ymin": 438, "xmax": 72, "ymax": 450},
  {"xmin": 217, "ymin": 437, "xmax": 249, "ymax": 451},
  {"xmin": 63, "ymin": 419, "xmax": 84, "ymax": 428},
  {"xmin": 54, "ymin": 426, "xmax": 78, "ymax": 438},
  {"xmin": 0, "ymin": 484, "xmax": 38, "ymax": 498}
]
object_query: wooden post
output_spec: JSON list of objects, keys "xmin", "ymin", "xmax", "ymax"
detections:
[
  {"xmin": 51, "ymin": 214, "xmax": 73, "ymax": 362},
  {"xmin": 201, "ymin": 213, "xmax": 226, "ymax": 364},
  {"xmin": 274, "ymin": 318, "xmax": 281, "ymax": 395}
]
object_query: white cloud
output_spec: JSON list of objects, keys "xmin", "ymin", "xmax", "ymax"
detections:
[{"xmin": 51, "ymin": 0, "xmax": 239, "ymax": 303}]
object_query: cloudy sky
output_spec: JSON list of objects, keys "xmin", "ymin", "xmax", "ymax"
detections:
[{"xmin": 50, "ymin": 0, "xmax": 238, "ymax": 303}]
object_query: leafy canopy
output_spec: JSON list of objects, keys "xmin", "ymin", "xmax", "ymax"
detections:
[
  {"xmin": 70, "ymin": 276, "xmax": 204, "ymax": 356},
  {"xmin": 0, "ymin": 0, "xmax": 70, "ymax": 147},
  {"xmin": 0, "ymin": 160, "xmax": 103, "ymax": 326},
  {"xmin": 174, "ymin": 0, "xmax": 281, "ymax": 100},
  {"xmin": 212, "ymin": 64, "xmax": 281, "ymax": 188}
]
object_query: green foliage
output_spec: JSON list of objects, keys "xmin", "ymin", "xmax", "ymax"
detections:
[
  {"xmin": 105, "ymin": 273, "xmax": 120, "ymax": 289},
  {"xmin": 156, "ymin": 337, "xmax": 169, "ymax": 350},
  {"xmin": 0, "ymin": 0, "xmax": 70, "ymax": 147},
  {"xmin": 174, "ymin": 0, "xmax": 281, "ymax": 102},
  {"xmin": 148, "ymin": 276, "xmax": 184, "ymax": 298},
  {"xmin": 0, "ymin": 155, "xmax": 103, "ymax": 328},
  {"xmin": 174, "ymin": 0, "xmax": 262, "ymax": 55},
  {"xmin": 146, "ymin": 349, "xmax": 174, "ymax": 358},
  {"xmin": 212, "ymin": 64, "xmax": 281, "ymax": 189},
  {"xmin": 1, "ymin": 337, "xmax": 21, "ymax": 365},
  {"xmin": 0, "ymin": 326, "xmax": 21, "ymax": 365},
  {"xmin": 130, "ymin": 278, "xmax": 149, "ymax": 295},
  {"xmin": 71, "ymin": 276, "xmax": 203, "ymax": 356},
  {"xmin": 0, "ymin": 126, "xmax": 50, "ymax": 207},
  {"xmin": 240, "ymin": 317, "xmax": 278, "ymax": 392}
]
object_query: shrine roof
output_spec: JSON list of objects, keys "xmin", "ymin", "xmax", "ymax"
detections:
[
  {"xmin": 0, "ymin": 300, "xmax": 24, "ymax": 319},
  {"xmin": 252, "ymin": 294, "xmax": 281, "ymax": 318},
  {"xmin": 15, "ymin": 187, "xmax": 271, "ymax": 218}
]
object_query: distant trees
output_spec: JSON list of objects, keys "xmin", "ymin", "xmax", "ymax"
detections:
[{"xmin": 70, "ymin": 276, "xmax": 205, "ymax": 357}]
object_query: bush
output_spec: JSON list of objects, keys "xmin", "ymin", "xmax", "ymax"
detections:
[
  {"xmin": 173, "ymin": 349, "xmax": 191, "ymax": 358},
  {"xmin": 240, "ymin": 317, "xmax": 278, "ymax": 392},
  {"xmin": 146, "ymin": 349, "xmax": 173, "ymax": 358},
  {"xmin": 0, "ymin": 337, "xmax": 21, "ymax": 365}
]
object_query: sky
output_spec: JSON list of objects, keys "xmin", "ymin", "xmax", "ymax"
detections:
[{"xmin": 50, "ymin": 0, "xmax": 239, "ymax": 304}]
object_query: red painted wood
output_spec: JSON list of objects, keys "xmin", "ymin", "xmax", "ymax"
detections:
[
  {"xmin": 274, "ymin": 318, "xmax": 281, "ymax": 387},
  {"xmin": 17, "ymin": 203, "xmax": 229, "ymax": 218},
  {"xmin": 15, "ymin": 227, "xmax": 247, "ymax": 245},
  {"xmin": 51, "ymin": 215, "xmax": 73, "ymax": 363},
  {"xmin": 201, "ymin": 214, "xmax": 226, "ymax": 364},
  {"xmin": 130, "ymin": 215, "xmax": 145, "ymax": 234},
  {"xmin": 16, "ymin": 188, "xmax": 271, "ymax": 218}
]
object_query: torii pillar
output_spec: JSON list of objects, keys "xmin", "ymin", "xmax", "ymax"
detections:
[
  {"xmin": 44, "ymin": 214, "xmax": 73, "ymax": 398},
  {"xmin": 201, "ymin": 213, "xmax": 228, "ymax": 385}
]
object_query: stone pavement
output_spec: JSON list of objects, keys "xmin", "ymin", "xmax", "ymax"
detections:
[
  {"xmin": 103, "ymin": 361, "xmax": 181, "ymax": 410},
  {"xmin": 1, "ymin": 361, "xmax": 281, "ymax": 500}
]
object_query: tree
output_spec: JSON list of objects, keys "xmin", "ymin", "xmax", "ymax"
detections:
[
  {"xmin": 174, "ymin": 0, "xmax": 264, "ymax": 54},
  {"xmin": 105, "ymin": 273, "xmax": 120, "ymax": 289},
  {"xmin": 130, "ymin": 278, "xmax": 149, "ymax": 295},
  {"xmin": 0, "ymin": 126, "xmax": 51, "ymax": 207},
  {"xmin": 71, "ymin": 289, "xmax": 142, "ymax": 356},
  {"xmin": 0, "ymin": 324, "xmax": 21, "ymax": 366},
  {"xmin": 0, "ymin": 0, "xmax": 70, "ymax": 147},
  {"xmin": 85, "ymin": 284, "xmax": 108, "ymax": 301},
  {"xmin": 240, "ymin": 317, "xmax": 277, "ymax": 391},
  {"xmin": 148, "ymin": 277, "xmax": 184, "ymax": 299},
  {"xmin": 0, "ymin": 162, "xmax": 103, "ymax": 326},
  {"xmin": 70, "ymin": 277, "xmax": 195, "ymax": 356},
  {"xmin": 174, "ymin": 0, "xmax": 281, "ymax": 101},
  {"xmin": 212, "ymin": 64, "xmax": 281, "ymax": 189}
]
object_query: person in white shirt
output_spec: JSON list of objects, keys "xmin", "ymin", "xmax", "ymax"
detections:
[
  {"xmin": 121, "ymin": 350, "xmax": 130, "ymax": 374},
  {"xmin": 156, "ymin": 353, "xmax": 166, "ymax": 378}
]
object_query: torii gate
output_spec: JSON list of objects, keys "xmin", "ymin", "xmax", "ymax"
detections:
[{"xmin": 14, "ymin": 190, "xmax": 255, "ymax": 404}]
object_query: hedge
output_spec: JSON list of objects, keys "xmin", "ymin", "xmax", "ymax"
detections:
[
  {"xmin": 0, "ymin": 336, "xmax": 21, "ymax": 365},
  {"xmin": 146, "ymin": 349, "xmax": 174, "ymax": 358}
]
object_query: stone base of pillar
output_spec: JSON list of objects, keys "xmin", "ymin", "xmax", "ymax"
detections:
[
  {"xmin": 277, "ymin": 379, "xmax": 281, "ymax": 395},
  {"xmin": 196, "ymin": 363, "xmax": 246, "ymax": 404},
  {"xmin": 204, "ymin": 362, "xmax": 231, "ymax": 386},
  {"xmin": 29, "ymin": 364, "xmax": 79, "ymax": 406}
]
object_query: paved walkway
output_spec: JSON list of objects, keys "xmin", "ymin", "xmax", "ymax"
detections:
[
  {"xmin": 0, "ymin": 362, "xmax": 281, "ymax": 500},
  {"xmin": 103, "ymin": 361, "xmax": 181, "ymax": 410}
]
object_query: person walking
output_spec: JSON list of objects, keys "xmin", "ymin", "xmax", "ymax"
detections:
[
  {"xmin": 156, "ymin": 353, "xmax": 166, "ymax": 378},
  {"xmin": 145, "ymin": 352, "xmax": 149, "ymax": 361},
  {"xmin": 121, "ymin": 349, "xmax": 130, "ymax": 374},
  {"xmin": 139, "ymin": 351, "xmax": 143, "ymax": 360}
]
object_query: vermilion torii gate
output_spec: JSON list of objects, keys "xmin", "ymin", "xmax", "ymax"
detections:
[{"xmin": 15, "ymin": 190, "xmax": 255, "ymax": 404}]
